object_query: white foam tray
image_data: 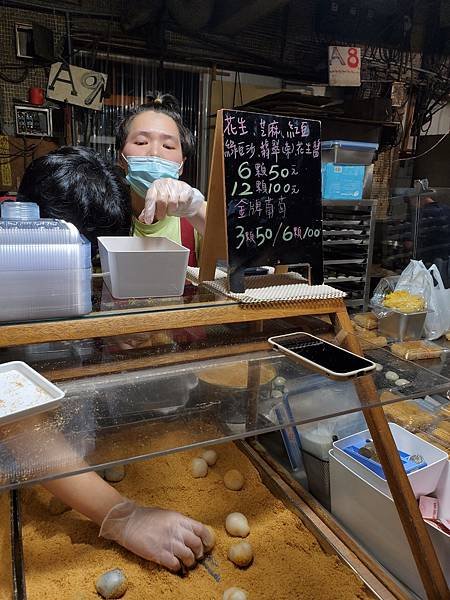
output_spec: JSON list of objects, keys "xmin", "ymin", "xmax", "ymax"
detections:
[{"xmin": 0, "ymin": 361, "xmax": 64, "ymax": 424}]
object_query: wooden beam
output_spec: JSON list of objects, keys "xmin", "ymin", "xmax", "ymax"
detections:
[
  {"xmin": 0, "ymin": 299, "xmax": 345, "ymax": 348},
  {"xmin": 332, "ymin": 307, "xmax": 450, "ymax": 600}
]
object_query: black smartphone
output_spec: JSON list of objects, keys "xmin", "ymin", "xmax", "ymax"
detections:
[{"xmin": 268, "ymin": 332, "xmax": 376, "ymax": 380}]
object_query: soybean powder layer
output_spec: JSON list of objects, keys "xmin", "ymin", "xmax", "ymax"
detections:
[{"xmin": 21, "ymin": 439, "xmax": 374, "ymax": 600}]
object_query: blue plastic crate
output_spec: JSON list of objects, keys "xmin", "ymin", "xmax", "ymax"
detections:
[{"xmin": 322, "ymin": 163, "xmax": 365, "ymax": 200}]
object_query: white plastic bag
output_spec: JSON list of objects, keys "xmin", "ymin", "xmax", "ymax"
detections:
[
  {"xmin": 371, "ymin": 260, "xmax": 450, "ymax": 339},
  {"xmin": 395, "ymin": 259, "xmax": 432, "ymax": 298},
  {"xmin": 424, "ymin": 264, "xmax": 450, "ymax": 340}
]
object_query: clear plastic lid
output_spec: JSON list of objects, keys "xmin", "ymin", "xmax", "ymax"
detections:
[
  {"xmin": 1, "ymin": 201, "xmax": 40, "ymax": 220},
  {"xmin": 0, "ymin": 203, "xmax": 91, "ymax": 271},
  {"xmin": 322, "ymin": 140, "xmax": 379, "ymax": 151}
]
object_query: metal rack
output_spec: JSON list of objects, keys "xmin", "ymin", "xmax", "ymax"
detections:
[{"xmin": 323, "ymin": 200, "xmax": 377, "ymax": 311}]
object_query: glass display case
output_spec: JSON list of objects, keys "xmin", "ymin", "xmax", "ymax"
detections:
[
  {"xmin": 0, "ymin": 339, "xmax": 448, "ymax": 491},
  {"xmin": 374, "ymin": 185, "xmax": 450, "ymax": 278},
  {"xmin": 0, "ymin": 289, "xmax": 448, "ymax": 599}
]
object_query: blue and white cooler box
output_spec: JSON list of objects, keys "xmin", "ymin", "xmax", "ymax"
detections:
[{"xmin": 321, "ymin": 140, "xmax": 378, "ymax": 200}]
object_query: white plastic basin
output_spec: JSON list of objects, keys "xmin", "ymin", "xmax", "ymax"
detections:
[{"xmin": 98, "ymin": 236, "xmax": 189, "ymax": 299}]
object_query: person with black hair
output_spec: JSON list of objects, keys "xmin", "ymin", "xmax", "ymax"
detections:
[
  {"xmin": 117, "ymin": 92, "xmax": 207, "ymax": 266},
  {"xmin": 17, "ymin": 146, "xmax": 132, "ymax": 259},
  {"xmin": 14, "ymin": 145, "xmax": 214, "ymax": 572}
]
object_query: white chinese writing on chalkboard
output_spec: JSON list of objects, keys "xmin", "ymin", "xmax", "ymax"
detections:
[{"xmin": 222, "ymin": 110, "xmax": 322, "ymax": 273}]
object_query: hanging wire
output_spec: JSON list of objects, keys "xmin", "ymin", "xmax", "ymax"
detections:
[{"xmin": 394, "ymin": 130, "xmax": 450, "ymax": 162}]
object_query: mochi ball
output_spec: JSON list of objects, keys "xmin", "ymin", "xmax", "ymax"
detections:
[
  {"xmin": 223, "ymin": 587, "xmax": 248, "ymax": 600},
  {"xmin": 201, "ymin": 449, "xmax": 218, "ymax": 466},
  {"xmin": 224, "ymin": 469, "xmax": 245, "ymax": 491},
  {"xmin": 104, "ymin": 465, "xmax": 126, "ymax": 483},
  {"xmin": 227, "ymin": 541, "xmax": 253, "ymax": 568},
  {"xmin": 95, "ymin": 568, "xmax": 128, "ymax": 599},
  {"xmin": 225, "ymin": 512, "xmax": 250, "ymax": 537},
  {"xmin": 385, "ymin": 371, "xmax": 399, "ymax": 382},
  {"xmin": 191, "ymin": 457, "xmax": 208, "ymax": 478}
]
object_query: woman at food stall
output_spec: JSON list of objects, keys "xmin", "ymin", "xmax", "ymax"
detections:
[
  {"xmin": 117, "ymin": 91, "xmax": 207, "ymax": 266},
  {"xmin": 14, "ymin": 146, "xmax": 214, "ymax": 571}
]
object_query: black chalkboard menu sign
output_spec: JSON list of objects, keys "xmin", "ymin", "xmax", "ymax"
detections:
[{"xmin": 222, "ymin": 109, "xmax": 323, "ymax": 291}]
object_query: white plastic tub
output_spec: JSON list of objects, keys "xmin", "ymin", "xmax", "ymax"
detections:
[
  {"xmin": 332, "ymin": 422, "xmax": 447, "ymax": 498},
  {"xmin": 98, "ymin": 236, "xmax": 189, "ymax": 299},
  {"xmin": 330, "ymin": 450, "xmax": 450, "ymax": 598}
]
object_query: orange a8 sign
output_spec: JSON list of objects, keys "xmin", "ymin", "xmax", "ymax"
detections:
[{"xmin": 328, "ymin": 46, "xmax": 361, "ymax": 87}]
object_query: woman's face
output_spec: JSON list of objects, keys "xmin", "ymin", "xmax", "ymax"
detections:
[{"xmin": 121, "ymin": 111, "xmax": 184, "ymax": 165}]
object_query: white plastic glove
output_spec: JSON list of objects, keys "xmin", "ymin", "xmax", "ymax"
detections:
[
  {"xmin": 99, "ymin": 499, "xmax": 213, "ymax": 571},
  {"xmin": 139, "ymin": 179, "xmax": 204, "ymax": 224}
]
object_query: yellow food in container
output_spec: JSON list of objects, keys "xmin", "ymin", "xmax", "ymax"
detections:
[{"xmin": 382, "ymin": 290, "xmax": 425, "ymax": 313}]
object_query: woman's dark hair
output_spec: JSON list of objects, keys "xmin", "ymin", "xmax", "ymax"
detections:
[
  {"xmin": 115, "ymin": 92, "xmax": 195, "ymax": 158},
  {"xmin": 17, "ymin": 146, "xmax": 131, "ymax": 253}
]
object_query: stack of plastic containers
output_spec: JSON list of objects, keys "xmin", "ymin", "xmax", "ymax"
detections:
[{"xmin": 0, "ymin": 202, "xmax": 92, "ymax": 322}]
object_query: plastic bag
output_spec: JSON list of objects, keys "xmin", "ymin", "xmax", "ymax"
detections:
[
  {"xmin": 371, "ymin": 260, "xmax": 433, "ymax": 319},
  {"xmin": 395, "ymin": 259, "xmax": 433, "ymax": 299},
  {"xmin": 371, "ymin": 260, "xmax": 450, "ymax": 340},
  {"xmin": 425, "ymin": 264, "xmax": 450, "ymax": 340}
]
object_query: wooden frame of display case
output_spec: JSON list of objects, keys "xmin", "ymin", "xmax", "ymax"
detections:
[{"xmin": 1, "ymin": 297, "xmax": 448, "ymax": 599}]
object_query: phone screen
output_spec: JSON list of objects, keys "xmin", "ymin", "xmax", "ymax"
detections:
[{"xmin": 276, "ymin": 334, "xmax": 374, "ymax": 374}]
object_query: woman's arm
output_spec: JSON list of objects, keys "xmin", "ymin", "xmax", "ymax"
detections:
[{"xmin": 42, "ymin": 471, "xmax": 123, "ymax": 525}]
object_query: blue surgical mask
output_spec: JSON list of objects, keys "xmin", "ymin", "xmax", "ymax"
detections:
[{"xmin": 123, "ymin": 155, "xmax": 182, "ymax": 198}]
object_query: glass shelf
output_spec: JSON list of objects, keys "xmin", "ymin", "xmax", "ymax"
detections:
[
  {"xmin": 0, "ymin": 278, "xmax": 236, "ymax": 326},
  {"xmin": 0, "ymin": 337, "xmax": 448, "ymax": 492}
]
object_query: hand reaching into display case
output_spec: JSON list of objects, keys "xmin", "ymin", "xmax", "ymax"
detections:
[
  {"xmin": 42, "ymin": 469, "xmax": 214, "ymax": 571},
  {"xmin": 2, "ymin": 414, "xmax": 213, "ymax": 573},
  {"xmin": 99, "ymin": 500, "xmax": 214, "ymax": 571}
]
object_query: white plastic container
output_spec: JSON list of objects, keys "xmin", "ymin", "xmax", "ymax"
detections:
[
  {"xmin": 330, "ymin": 450, "xmax": 450, "ymax": 599},
  {"xmin": 0, "ymin": 202, "xmax": 92, "ymax": 321},
  {"xmin": 333, "ymin": 422, "xmax": 448, "ymax": 498},
  {"xmin": 0, "ymin": 361, "xmax": 65, "ymax": 424},
  {"xmin": 98, "ymin": 236, "xmax": 189, "ymax": 299}
]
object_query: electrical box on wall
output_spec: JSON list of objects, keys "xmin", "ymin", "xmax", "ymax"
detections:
[
  {"xmin": 15, "ymin": 23, "xmax": 54, "ymax": 61},
  {"xmin": 14, "ymin": 106, "xmax": 53, "ymax": 137}
]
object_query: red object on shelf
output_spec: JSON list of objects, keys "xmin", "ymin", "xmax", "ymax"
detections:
[{"xmin": 28, "ymin": 87, "xmax": 45, "ymax": 106}]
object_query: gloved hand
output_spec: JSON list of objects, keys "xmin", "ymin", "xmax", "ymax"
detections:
[
  {"xmin": 99, "ymin": 499, "xmax": 214, "ymax": 571},
  {"xmin": 139, "ymin": 179, "xmax": 204, "ymax": 224}
]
